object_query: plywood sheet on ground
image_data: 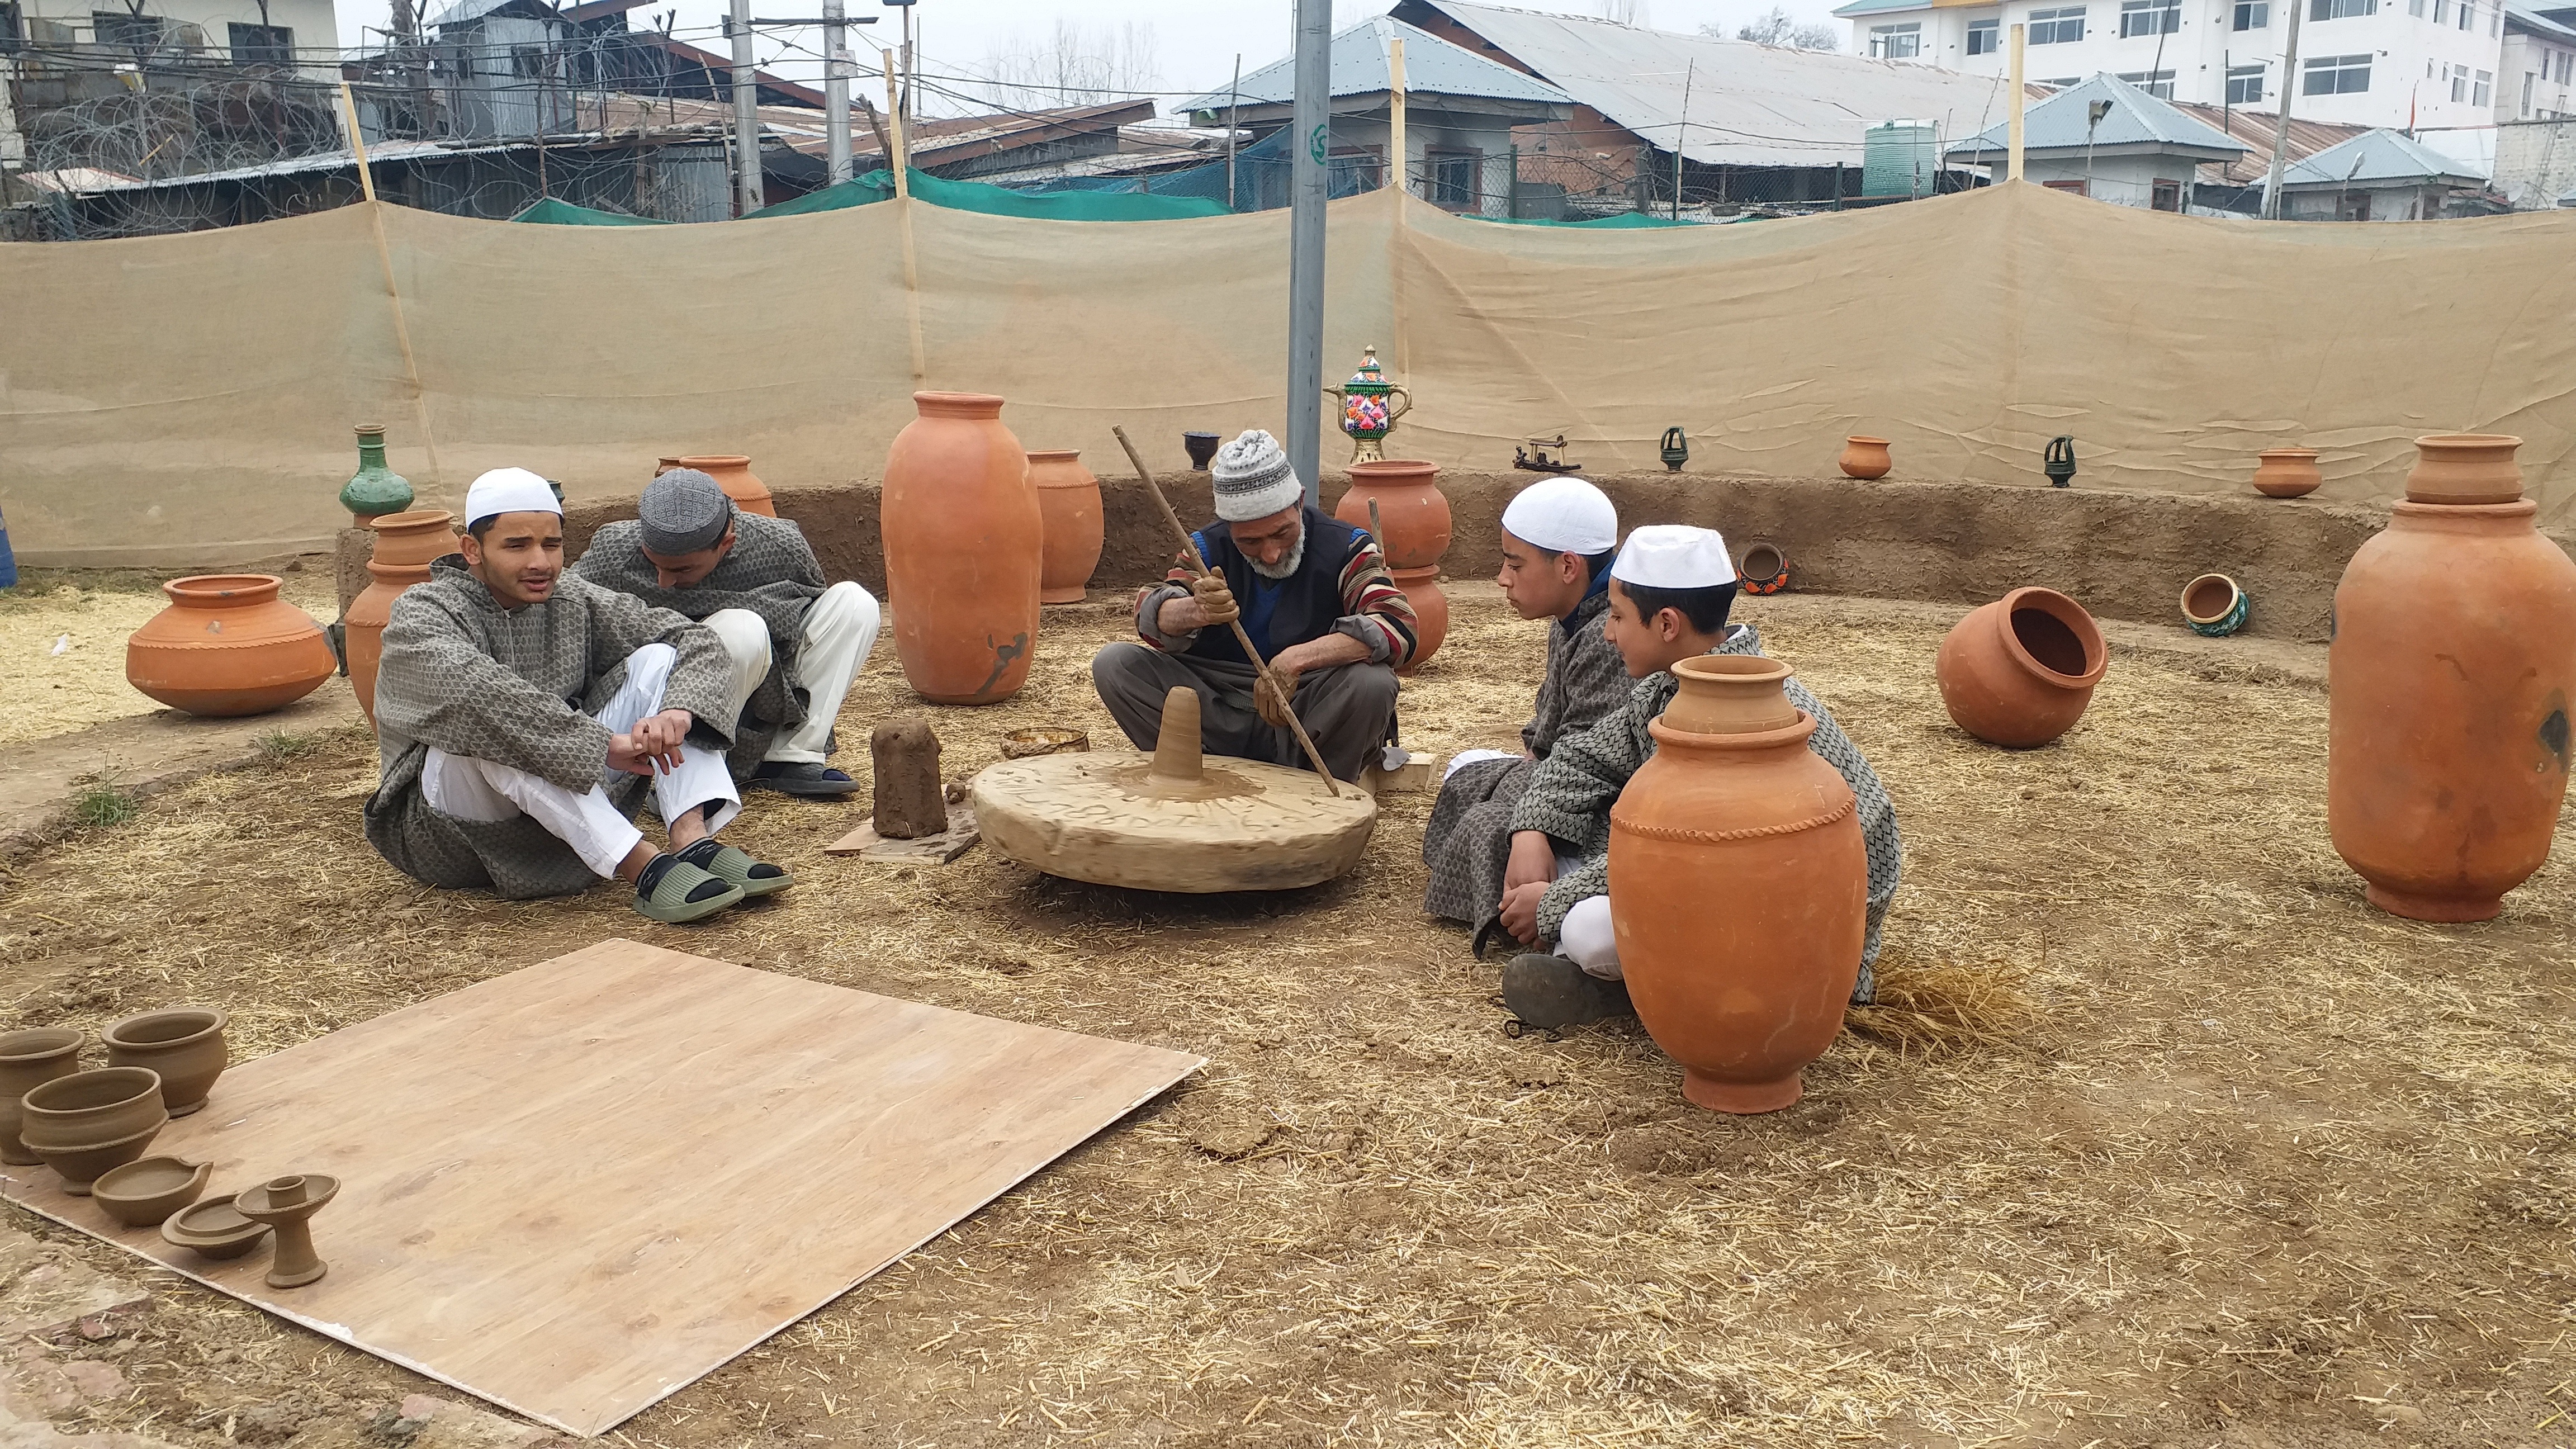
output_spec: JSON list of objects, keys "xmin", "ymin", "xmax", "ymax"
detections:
[{"xmin": 0, "ymin": 940, "xmax": 1202, "ymax": 1437}]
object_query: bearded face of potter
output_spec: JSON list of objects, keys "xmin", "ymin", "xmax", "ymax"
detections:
[{"xmin": 1228, "ymin": 505, "xmax": 1306, "ymax": 581}]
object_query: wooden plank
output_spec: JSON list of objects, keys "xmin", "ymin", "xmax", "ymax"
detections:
[
  {"xmin": 822, "ymin": 802, "xmax": 979, "ymax": 861},
  {"xmin": 0, "ymin": 941, "xmax": 1201, "ymax": 1438}
]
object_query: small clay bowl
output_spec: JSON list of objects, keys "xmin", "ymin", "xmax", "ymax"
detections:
[
  {"xmin": 1001, "ymin": 727, "xmax": 1088, "ymax": 760},
  {"xmin": 103, "ymin": 1007, "xmax": 229, "ymax": 1118},
  {"xmin": 161, "ymin": 1194, "xmax": 272, "ymax": 1260},
  {"xmin": 92, "ymin": 1156, "xmax": 212, "ymax": 1227}
]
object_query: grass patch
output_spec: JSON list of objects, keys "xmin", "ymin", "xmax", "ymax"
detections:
[
  {"xmin": 255, "ymin": 731, "xmax": 318, "ymax": 765},
  {"xmin": 67, "ymin": 782, "xmax": 140, "ymax": 829}
]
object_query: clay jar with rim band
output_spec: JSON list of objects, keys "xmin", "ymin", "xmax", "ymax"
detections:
[
  {"xmin": 1333, "ymin": 460, "xmax": 1451, "ymax": 570},
  {"xmin": 2252, "ymin": 448, "xmax": 2323, "ymax": 499},
  {"xmin": 19, "ymin": 1067, "xmax": 168, "ymax": 1194},
  {"xmin": 344, "ymin": 509, "xmax": 457, "ymax": 730},
  {"xmin": 103, "ymin": 1007, "xmax": 228, "ymax": 1118},
  {"xmin": 1934, "ymin": 588, "xmax": 2108, "ymax": 747},
  {"xmin": 126, "ymin": 575, "xmax": 336, "ymax": 718},
  {"xmin": 1839, "ymin": 436, "xmax": 1892, "ymax": 480},
  {"xmin": 2329, "ymin": 433, "xmax": 2576, "ymax": 921},
  {"xmin": 882, "ymin": 392, "xmax": 1043, "ymax": 704},
  {"xmin": 0, "ymin": 1027, "xmax": 85, "ymax": 1167},
  {"xmin": 1027, "ymin": 450, "xmax": 1105, "ymax": 605},
  {"xmin": 671, "ymin": 454, "xmax": 776, "ymax": 517},
  {"xmin": 1390, "ymin": 565, "xmax": 1448, "ymax": 675},
  {"xmin": 1608, "ymin": 655, "xmax": 1868, "ymax": 1114}
]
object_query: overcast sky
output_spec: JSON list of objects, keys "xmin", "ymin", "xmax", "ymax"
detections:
[{"xmin": 334, "ymin": 1, "xmax": 1853, "ymax": 111}]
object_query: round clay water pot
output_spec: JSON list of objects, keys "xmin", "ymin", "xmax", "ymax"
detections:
[
  {"xmin": 1333, "ymin": 460, "xmax": 1452, "ymax": 570},
  {"xmin": 1934, "ymin": 588, "xmax": 2107, "ymax": 748},
  {"xmin": 1609, "ymin": 655, "xmax": 1867, "ymax": 1114},
  {"xmin": 672, "ymin": 454, "xmax": 777, "ymax": 517},
  {"xmin": 2180, "ymin": 573, "xmax": 2250, "ymax": 637},
  {"xmin": 103, "ymin": 1007, "xmax": 228, "ymax": 1118},
  {"xmin": 20, "ymin": 1068, "xmax": 168, "ymax": 1194},
  {"xmin": 2252, "ymin": 448, "xmax": 2323, "ymax": 498},
  {"xmin": 1738, "ymin": 541, "xmax": 1788, "ymax": 596},
  {"xmin": 0, "ymin": 1027, "xmax": 84, "ymax": 1167},
  {"xmin": 1027, "ymin": 450, "xmax": 1105, "ymax": 605},
  {"xmin": 2329, "ymin": 452, "xmax": 2576, "ymax": 921},
  {"xmin": 882, "ymin": 392, "xmax": 1043, "ymax": 704},
  {"xmin": 2404, "ymin": 433, "xmax": 2523, "ymax": 505},
  {"xmin": 125, "ymin": 575, "xmax": 336, "ymax": 718},
  {"xmin": 344, "ymin": 509, "xmax": 456, "ymax": 730},
  {"xmin": 1390, "ymin": 565, "xmax": 1448, "ymax": 675},
  {"xmin": 1839, "ymin": 436, "xmax": 1892, "ymax": 480}
]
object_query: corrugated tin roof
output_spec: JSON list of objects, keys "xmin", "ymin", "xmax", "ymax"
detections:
[
  {"xmin": 2165, "ymin": 103, "xmax": 2368, "ymax": 184},
  {"xmin": 2281, "ymin": 127, "xmax": 2490, "ymax": 187},
  {"xmin": 1176, "ymin": 15, "xmax": 1571, "ymax": 115},
  {"xmin": 2506, "ymin": 2, "xmax": 2576, "ymax": 43},
  {"xmin": 1405, "ymin": 0, "xmax": 2033, "ymax": 168},
  {"xmin": 1948, "ymin": 72, "xmax": 2249, "ymax": 158}
]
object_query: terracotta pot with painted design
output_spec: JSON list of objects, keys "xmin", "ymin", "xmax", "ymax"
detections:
[
  {"xmin": 126, "ymin": 575, "xmax": 336, "ymax": 718},
  {"xmin": 344, "ymin": 509, "xmax": 457, "ymax": 730},
  {"xmin": 1333, "ymin": 460, "xmax": 1451, "ymax": 570},
  {"xmin": 672, "ymin": 454, "xmax": 776, "ymax": 517},
  {"xmin": 1934, "ymin": 588, "xmax": 2107, "ymax": 747},
  {"xmin": 1028, "ymin": 450, "xmax": 1105, "ymax": 605},
  {"xmin": 882, "ymin": 392, "xmax": 1042, "ymax": 704}
]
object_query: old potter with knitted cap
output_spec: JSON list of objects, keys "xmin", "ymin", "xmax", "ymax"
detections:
[
  {"xmin": 571, "ymin": 469, "xmax": 882, "ymax": 799},
  {"xmin": 364, "ymin": 466, "xmax": 794, "ymax": 928},
  {"xmin": 1091, "ymin": 428, "xmax": 1418, "ymax": 782}
]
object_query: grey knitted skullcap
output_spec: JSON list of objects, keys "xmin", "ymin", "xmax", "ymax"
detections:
[
  {"xmin": 638, "ymin": 469, "xmax": 734, "ymax": 555},
  {"xmin": 1209, "ymin": 429, "xmax": 1305, "ymax": 522}
]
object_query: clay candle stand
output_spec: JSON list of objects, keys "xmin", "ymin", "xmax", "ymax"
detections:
[
  {"xmin": 872, "ymin": 717, "xmax": 948, "ymax": 840},
  {"xmin": 1935, "ymin": 588, "xmax": 2108, "ymax": 747},
  {"xmin": 161, "ymin": 1195, "xmax": 271, "ymax": 1261},
  {"xmin": 1839, "ymin": 436, "xmax": 1892, "ymax": 480},
  {"xmin": 234, "ymin": 1174, "xmax": 339, "ymax": 1289},
  {"xmin": 1738, "ymin": 541, "xmax": 1788, "ymax": 596},
  {"xmin": 2252, "ymin": 448, "xmax": 2323, "ymax": 498},
  {"xmin": 345, "ymin": 510, "xmax": 458, "ymax": 729},
  {"xmin": 2329, "ymin": 433, "xmax": 2576, "ymax": 921},
  {"xmin": 1029, "ymin": 451, "xmax": 1105, "ymax": 604},
  {"xmin": 881, "ymin": 392, "xmax": 1043, "ymax": 705},
  {"xmin": 102, "ymin": 1007, "xmax": 228, "ymax": 1117},
  {"xmin": 670, "ymin": 455, "xmax": 776, "ymax": 517},
  {"xmin": 18, "ymin": 1067, "xmax": 167, "ymax": 1195},
  {"xmin": 1, "ymin": 1027, "xmax": 84, "ymax": 1166},
  {"xmin": 91, "ymin": 1156, "xmax": 211, "ymax": 1228},
  {"xmin": 1182, "ymin": 432, "xmax": 1221, "ymax": 471},
  {"xmin": 339, "ymin": 424, "xmax": 414, "ymax": 524},
  {"xmin": 125, "ymin": 576, "xmax": 337, "ymax": 718},
  {"xmin": 2180, "ymin": 574, "xmax": 2250, "ymax": 637}
]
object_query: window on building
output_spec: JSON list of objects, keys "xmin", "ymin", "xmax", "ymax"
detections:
[
  {"xmin": 2304, "ymin": 53, "xmax": 2373, "ymax": 92},
  {"xmin": 2561, "ymin": 51, "xmax": 2573, "ymax": 83},
  {"xmin": 2457, "ymin": 0, "xmax": 2474, "ymax": 29},
  {"xmin": 2433, "ymin": 0, "xmax": 2449, "ymax": 21},
  {"xmin": 2451, "ymin": 63, "xmax": 2466, "ymax": 100},
  {"xmin": 2121, "ymin": 0, "xmax": 2181, "ymax": 34},
  {"xmin": 2310, "ymin": 0, "xmax": 2373, "ymax": 19},
  {"xmin": 2227, "ymin": 63, "xmax": 2267, "ymax": 101},
  {"xmin": 2043, "ymin": 178, "xmax": 2090, "ymax": 194},
  {"xmin": 227, "ymin": 22, "xmax": 290, "ymax": 64},
  {"xmin": 2526, "ymin": 70, "xmax": 2537, "ymax": 115},
  {"xmin": 2408, "ymin": 0, "xmax": 2422, "ymax": 13},
  {"xmin": 1329, "ymin": 146, "xmax": 1384, "ymax": 195},
  {"xmin": 1427, "ymin": 150, "xmax": 1479, "ymax": 209},
  {"xmin": 1967, "ymin": 16, "xmax": 2001, "ymax": 53},
  {"xmin": 2152, "ymin": 178, "xmax": 2182, "ymax": 210},
  {"xmin": 2234, "ymin": 1, "xmax": 2269, "ymax": 27},
  {"xmin": 91, "ymin": 10, "xmax": 172, "ymax": 51},
  {"xmin": 1869, "ymin": 21, "xmax": 1922, "ymax": 56},
  {"xmin": 2474, "ymin": 68, "xmax": 2492, "ymax": 105},
  {"xmin": 2028, "ymin": 6, "xmax": 2088, "ymax": 42},
  {"xmin": 2119, "ymin": 69, "xmax": 2177, "ymax": 96}
]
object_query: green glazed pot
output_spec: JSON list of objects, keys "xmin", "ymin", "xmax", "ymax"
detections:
[{"xmin": 339, "ymin": 424, "xmax": 414, "ymax": 520}]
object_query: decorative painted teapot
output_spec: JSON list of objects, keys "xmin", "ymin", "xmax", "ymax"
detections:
[{"xmin": 1322, "ymin": 345, "xmax": 1413, "ymax": 464}]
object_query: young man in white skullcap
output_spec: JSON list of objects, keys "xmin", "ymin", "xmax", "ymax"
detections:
[
  {"xmin": 569, "ymin": 468, "xmax": 882, "ymax": 799},
  {"xmin": 1495, "ymin": 524, "xmax": 1903, "ymax": 1029},
  {"xmin": 1421, "ymin": 476, "xmax": 1631, "ymax": 944},
  {"xmin": 366, "ymin": 468, "xmax": 795, "ymax": 924},
  {"xmin": 1091, "ymin": 429, "xmax": 1417, "ymax": 782}
]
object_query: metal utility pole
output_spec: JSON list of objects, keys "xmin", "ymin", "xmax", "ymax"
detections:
[
  {"xmin": 2262, "ymin": 2, "xmax": 2307, "ymax": 218},
  {"xmin": 1287, "ymin": 0, "xmax": 1330, "ymax": 501},
  {"xmin": 821, "ymin": 0, "xmax": 851, "ymax": 184},
  {"xmin": 1226, "ymin": 54, "xmax": 1240, "ymax": 209},
  {"xmin": 728, "ymin": 0, "xmax": 760, "ymax": 216}
]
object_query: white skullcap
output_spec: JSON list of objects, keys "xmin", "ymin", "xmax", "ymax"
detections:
[
  {"xmin": 1612, "ymin": 524, "xmax": 1736, "ymax": 589},
  {"xmin": 464, "ymin": 467, "xmax": 561, "ymax": 527},
  {"xmin": 1501, "ymin": 476, "xmax": 1618, "ymax": 555}
]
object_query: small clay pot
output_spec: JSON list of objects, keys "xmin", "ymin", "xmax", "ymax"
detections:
[
  {"xmin": 125, "ymin": 575, "xmax": 337, "ymax": 718},
  {"xmin": 103, "ymin": 1007, "xmax": 229, "ymax": 1118},
  {"xmin": 91, "ymin": 1156, "xmax": 211, "ymax": 1228},
  {"xmin": 2404, "ymin": 433, "xmax": 2523, "ymax": 505},
  {"xmin": 1391, "ymin": 565, "xmax": 1448, "ymax": 674},
  {"xmin": 1029, "ymin": 450, "xmax": 1105, "ymax": 605},
  {"xmin": 234, "ymin": 1174, "xmax": 339, "ymax": 1289},
  {"xmin": 162, "ymin": 1195, "xmax": 271, "ymax": 1261},
  {"xmin": 1183, "ymin": 432, "xmax": 1221, "ymax": 471},
  {"xmin": 1934, "ymin": 588, "xmax": 2108, "ymax": 748},
  {"xmin": 2181, "ymin": 574, "xmax": 2250, "ymax": 637},
  {"xmin": 1839, "ymin": 436, "xmax": 1892, "ymax": 480},
  {"xmin": 2252, "ymin": 448, "xmax": 2322, "ymax": 499},
  {"xmin": 0, "ymin": 1027, "xmax": 84, "ymax": 1167},
  {"xmin": 1000, "ymin": 727, "xmax": 1088, "ymax": 759},
  {"xmin": 672, "ymin": 454, "xmax": 778, "ymax": 517},
  {"xmin": 1738, "ymin": 541, "xmax": 1788, "ymax": 596}
]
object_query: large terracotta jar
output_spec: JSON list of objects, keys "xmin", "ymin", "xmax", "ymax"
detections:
[
  {"xmin": 1839, "ymin": 436, "xmax": 1892, "ymax": 480},
  {"xmin": 2329, "ymin": 434, "xmax": 2576, "ymax": 921},
  {"xmin": 1, "ymin": 1027, "xmax": 84, "ymax": 1167},
  {"xmin": 1334, "ymin": 460, "xmax": 1451, "ymax": 571},
  {"xmin": 672, "ymin": 454, "xmax": 776, "ymax": 517},
  {"xmin": 126, "ymin": 576, "xmax": 337, "ymax": 718},
  {"xmin": 1934, "ymin": 587, "xmax": 2106, "ymax": 747},
  {"xmin": 1391, "ymin": 565, "xmax": 1448, "ymax": 675},
  {"xmin": 1609, "ymin": 655, "xmax": 1868, "ymax": 1114},
  {"xmin": 882, "ymin": 392, "xmax": 1042, "ymax": 704},
  {"xmin": 344, "ymin": 509, "xmax": 457, "ymax": 730},
  {"xmin": 2252, "ymin": 448, "xmax": 2322, "ymax": 498},
  {"xmin": 1028, "ymin": 450, "xmax": 1104, "ymax": 605}
]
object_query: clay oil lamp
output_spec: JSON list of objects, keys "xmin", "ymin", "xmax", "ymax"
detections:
[
  {"xmin": 161, "ymin": 1195, "xmax": 272, "ymax": 1261},
  {"xmin": 234, "ymin": 1175, "xmax": 340, "ymax": 1289},
  {"xmin": 91, "ymin": 1157, "xmax": 212, "ymax": 1228}
]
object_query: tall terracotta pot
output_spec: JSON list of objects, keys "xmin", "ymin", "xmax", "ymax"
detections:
[
  {"xmin": 1839, "ymin": 436, "xmax": 1892, "ymax": 480},
  {"xmin": 1609, "ymin": 655, "xmax": 1867, "ymax": 1114},
  {"xmin": 1934, "ymin": 587, "xmax": 2106, "ymax": 747},
  {"xmin": 882, "ymin": 392, "xmax": 1042, "ymax": 704},
  {"xmin": 345, "ymin": 509, "xmax": 457, "ymax": 730},
  {"xmin": 672, "ymin": 454, "xmax": 776, "ymax": 517},
  {"xmin": 126, "ymin": 576, "xmax": 336, "ymax": 718},
  {"xmin": 2329, "ymin": 434, "xmax": 2576, "ymax": 921},
  {"xmin": 1390, "ymin": 565, "xmax": 1448, "ymax": 675},
  {"xmin": 1334, "ymin": 460, "xmax": 1451, "ymax": 570},
  {"xmin": 1028, "ymin": 450, "xmax": 1105, "ymax": 605}
]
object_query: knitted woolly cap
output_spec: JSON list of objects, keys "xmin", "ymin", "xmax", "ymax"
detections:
[
  {"xmin": 638, "ymin": 469, "xmax": 734, "ymax": 555},
  {"xmin": 1209, "ymin": 429, "xmax": 1304, "ymax": 522}
]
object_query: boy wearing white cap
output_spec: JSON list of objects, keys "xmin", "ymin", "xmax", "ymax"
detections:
[
  {"xmin": 1421, "ymin": 476, "xmax": 1630, "ymax": 941},
  {"xmin": 1495, "ymin": 524, "xmax": 1902, "ymax": 1030},
  {"xmin": 366, "ymin": 467, "xmax": 795, "ymax": 924}
]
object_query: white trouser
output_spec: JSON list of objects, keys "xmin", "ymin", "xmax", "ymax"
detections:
[
  {"xmin": 1559, "ymin": 894, "xmax": 1621, "ymax": 981},
  {"xmin": 698, "ymin": 581, "xmax": 880, "ymax": 766},
  {"xmin": 420, "ymin": 642, "xmax": 744, "ymax": 880}
]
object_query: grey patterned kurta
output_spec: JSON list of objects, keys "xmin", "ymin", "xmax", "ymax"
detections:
[
  {"xmin": 365, "ymin": 558, "xmax": 740, "ymax": 899},
  {"xmin": 1505, "ymin": 622, "xmax": 1902, "ymax": 1003},
  {"xmin": 1420, "ymin": 587, "xmax": 1629, "ymax": 925},
  {"xmin": 567, "ymin": 513, "xmax": 828, "ymax": 778}
]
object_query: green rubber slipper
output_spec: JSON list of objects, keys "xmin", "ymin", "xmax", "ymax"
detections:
[
  {"xmin": 633, "ymin": 858, "xmax": 744, "ymax": 924},
  {"xmin": 678, "ymin": 838, "xmax": 795, "ymax": 898}
]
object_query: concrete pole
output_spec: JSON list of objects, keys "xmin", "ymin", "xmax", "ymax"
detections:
[
  {"xmin": 2262, "ymin": 0, "xmax": 2307, "ymax": 219},
  {"xmin": 2007, "ymin": 24, "xmax": 2027, "ymax": 183},
  {"xmin": 1287, "ymin": 0, "xmax": 1330, "ymax": 503},
  {"xmin": 822, "ymin": 0, "xmax": 851, "ymax": 186},
  {"xmin": 1389, "ymin": 36, "xmax": 1407, "ymax": 200},
  {"xmin": 729, "ymin": 0, "xmax": 760, "ymax": 216}
]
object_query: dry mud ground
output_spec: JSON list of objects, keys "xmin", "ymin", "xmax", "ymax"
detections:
[{"xmin": 1, "ymin": 584, "xmax": 2570, "ymax": 1449}]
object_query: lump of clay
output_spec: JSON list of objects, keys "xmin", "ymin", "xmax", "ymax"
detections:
[{"xmin": 872, "ymin": 717, "xmax": 948, "ymax": 839}]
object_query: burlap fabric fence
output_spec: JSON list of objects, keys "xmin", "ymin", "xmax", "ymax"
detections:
[{"xmin": 3, "ymin": 183, "xmax": 2572, "ymax": 566}]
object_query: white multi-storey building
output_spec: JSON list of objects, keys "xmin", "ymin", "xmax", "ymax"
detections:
[
  {"xmin": 2498, "ymin": 3, "xmax": 2576, "ymax": 118},
  {"xmin": 1833, "ymin": 0, "xmax": 2508, "ymax": 129}
]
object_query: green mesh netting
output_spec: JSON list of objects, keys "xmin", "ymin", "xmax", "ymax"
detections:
[
  {"xmin": 744, "ymin": 169, "xmax": 1229, "ymax": 221},
  {"xmin": 507, "ymin": 197, "xmax": 673, "ymax": 225}
]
